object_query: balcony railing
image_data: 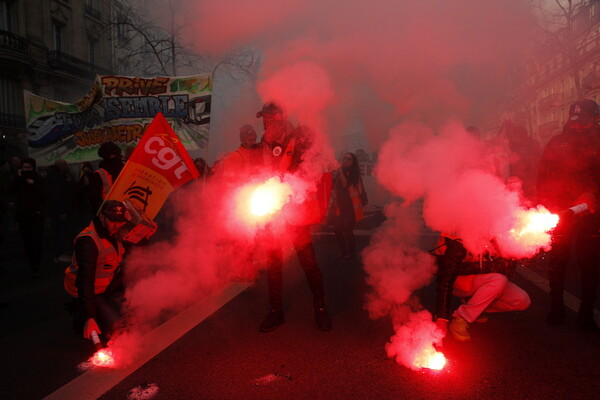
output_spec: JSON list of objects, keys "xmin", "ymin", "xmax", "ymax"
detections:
[
  {"xmin": 0, "ymin": 30, "xmax": 28, "ymax": 55},
  {"xmin": 47, "ymin": 50, "xmax": 111, "ymax": 78}
]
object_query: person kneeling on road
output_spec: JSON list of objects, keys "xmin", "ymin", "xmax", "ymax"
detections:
[
  {"xmin": 64, "ymin": 200, "xmax": 129, "ymax": 341},
  {"xmin": 434, "ymin": 234, "xmax": 531, "ymax": 342}
]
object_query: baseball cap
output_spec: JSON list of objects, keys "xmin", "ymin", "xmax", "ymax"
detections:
[
  {"xmin": 256, "ymin": 102, "xmax": 284, "ymax": 118},
  {"xmin": 568, "ymin": 99, "xmax": 599, "ymax": 122},
  {"xmin": 100, "ymin": 200, "xmax": 129, "ymax": 222}
]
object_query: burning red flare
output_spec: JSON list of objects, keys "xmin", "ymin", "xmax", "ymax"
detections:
[
  {"xmin": 503, "ymin": 206, "xmax": 559, "ymax": 257},
  {"xmin": 236, "ymin": 177, "xmax": 293, "ymax": 225},
  {"xmin": 90, "ymin": 348, "xmax": 116, "ymax": 368},
  {"xmin": 412, "ymin": 345, "xmax": 447, "ymax": 370}
]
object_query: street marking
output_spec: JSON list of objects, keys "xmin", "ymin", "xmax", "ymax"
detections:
[
  {"xmin": 516, "ymin": 266, "xmax": 600, "ymax": 318},
  {"xmin": 43, "ymin": 282, "xmax": 250, "ymax": 400}
]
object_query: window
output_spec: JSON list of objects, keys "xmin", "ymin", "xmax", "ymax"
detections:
[
  {"xmin": 53, "ymin": 22, "xmax": 63, "ymax": 52},
  {"xmin": 85, "ymin": 0, "xmax": 100, "ymax": 19},
  {"xmin": 0, "ymin": 77, "xmax": 24, "ymax": 127},
  {"xmin": 88, "ymin": 37, "xmax": 97, "ymax": 65},
  {"xmin": 0, "ymin": 0, "xmax": 16, "ymax": 32}
]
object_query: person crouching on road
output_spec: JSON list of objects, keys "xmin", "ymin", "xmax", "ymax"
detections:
[
  {"xmin": 64, "ymin": 200, "xmax": 129, "ymax": 341},
  {"xmin": 434, "ymin": 234, "xmax": 531, "ymax": 342}
]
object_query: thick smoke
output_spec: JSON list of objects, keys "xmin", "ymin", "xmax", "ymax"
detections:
[
  {"xmin": 182, "ymin": 0, "xmax": 536, "ymax": 147},
  {"xmin": 112, "ymin": 0, "xmax": 540, "ymax": 369},
  {"xmin": 377, "ymin": 121, "xmax": 552, "ymax": 258}
]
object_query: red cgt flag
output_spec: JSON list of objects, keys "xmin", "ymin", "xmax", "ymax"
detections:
[{"xmin": 105, "ymin": 112, "xmax": 200, "ymax": 219}]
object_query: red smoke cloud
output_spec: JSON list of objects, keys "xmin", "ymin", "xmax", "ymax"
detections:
[
  {"xmin": 377, "ymin": 121, "xmax": 553, "ymax": 258},
  {"xmin": 118, "ymin": 0, "xmax": 541, "ymax": 370},
  {"xmin": 364, "ymin": 121, "xmax": 552, "ymax": 369},
  {"xmin": 181, "ymin": 0, "xmax": 536, "ymax": 148}
]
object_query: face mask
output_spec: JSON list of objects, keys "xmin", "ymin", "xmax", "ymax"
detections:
[{"xmin": 21, "ymin": 170, "xmax": 35, "ymax": 179}]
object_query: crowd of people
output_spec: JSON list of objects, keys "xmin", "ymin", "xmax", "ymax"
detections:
[{"xmin": 1, "ymin": 98, "xmax": 598, "ymax": 349}]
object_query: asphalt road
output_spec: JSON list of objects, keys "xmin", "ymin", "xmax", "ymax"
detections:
[{"xmin": 1, "ymin": 214, "xmax": 599, "ymax": 400}]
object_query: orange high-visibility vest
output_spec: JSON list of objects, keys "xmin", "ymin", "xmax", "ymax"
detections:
[
  {"xmin": 95, "ymin": 168, "xmax": 113, "ymax": 200},
  {"xmin": 64, "ymin": 222, "xmax": 125, "ymax": 297},
  {"xmin": 334, "ymin": 181, "xmax": 365, "ymax": 222}
]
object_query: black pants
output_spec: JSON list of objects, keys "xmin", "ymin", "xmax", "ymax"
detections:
[
  {"xmin": 548, "ymin": 214, "xmax": 600, "ymax": 308},
  {"xmin": 17, "ymin": 215, "xmax": 45, "ymax": 272},
  {"xmin": 260, "ymin": 225, "xmax": 326, "ymax": 311},
  {"xmin": 334, "ymin": 208, "xmax": 356, "ymax": 256}
]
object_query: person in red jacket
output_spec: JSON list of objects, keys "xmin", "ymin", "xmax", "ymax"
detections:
[
  {"xmin": 537, "ymin": 99, "xmax": 600, "ymax": 332},
  {"xmin": 65, "ymin": 200, "xmax": 129, "ymax": 340},
  {"xmin": 254, "ymin": 102, "xmax": 331, "ymax": 333}
]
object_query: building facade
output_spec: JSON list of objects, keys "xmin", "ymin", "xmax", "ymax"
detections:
[
  {"xmin": 0, "ymin": 0, "xmax": 113, "ymax": 159},
  {"xmin": 520, "ymin": 0, "xmax": 600, "ymax": 145}
]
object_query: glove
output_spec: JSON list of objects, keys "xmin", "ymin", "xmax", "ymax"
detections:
[
  {"xmin": 574, "ymin": 192, "xmax": 596, "ymax": 214},
  {"xmin": 83, "ymin": 318, "xmax": 101, "ymax": 340}
]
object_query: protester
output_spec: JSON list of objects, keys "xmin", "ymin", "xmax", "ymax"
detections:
[
  {"xmin": 0, "ymin": 159, "xmax": 9, "ymax": 271},
  {"xmin": 8, "ymin": 155, "xmax": 21, "ymax": 176},
  {"xmin": 434, "ymin": 234, "xmax": 531, "ymax": 341},
  {"xmin": 253, "ymin": 102, "xmax": 331, "ymax": 332},
  {"xmin": 502, "ymin": 121, "xmax": 542, "ymax": 201},
  {"xmin": 213, "ymin": 124, "xmax": 257, "ymax": 179},
  {"xmin": 194, "ymin": 157, "xmax": 210, "ymax": 180},
  {"xmin": 331, "ymin": 152, "xmax": 367, "ymax": 260},
  {"xmin": 537, "ymin": 99, "xmax": 600, "ymax": 332},
  {"xmin": 47, "ymin": 159, "xmax": 76, "ymax": 263},
  {"xmin": 74, "ymin": 162, "xmax": 94, "ymax": 231},
  {"xmin": 64, "ymin": 200, "xmax": 129, "ymax": 340},
  {"xmin": 7, "ymin": 157, "xmax": 49, "ymax": 277},
  {"xmin": 88, "ymin": 141, "xmax": 124, "ymax": 214}
]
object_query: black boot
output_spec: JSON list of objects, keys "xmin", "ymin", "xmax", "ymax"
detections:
[
  {"xmin": 545, "ymin": 298, "xmax": 566, "ymax": 326},
  {"xmin": 315, "ymin": 307, "xmax": 332, "ymax": 331},
  {"xmin": 259, "ymin": 309, "xmax": 284, "ymax": 332},
  {"xmin": 577, "ymin": 303, "xmax": 599, "ymax": 332}
]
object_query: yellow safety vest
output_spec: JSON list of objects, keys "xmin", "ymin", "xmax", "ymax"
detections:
[
  {"xmin": 64, "ymin": 222, "xmax": 125, "ymax": 297},
  {"xmin": 95, "ymin": 168, "xmax": 113, "ymax": 200}
]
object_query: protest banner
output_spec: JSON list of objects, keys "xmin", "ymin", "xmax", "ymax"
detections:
[{"xmin": 24, "ymin": 74, "xmax": 211, "ymax": 166}]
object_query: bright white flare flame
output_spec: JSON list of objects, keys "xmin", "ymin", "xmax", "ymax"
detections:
[
  {"xmin": 413, "ymin": 346, "xmax": 447, "ymax": 370},
  {"xmin": 510, "ymin": 207, "xmax": 559, "ymax": 249},
  {"xmin": 237, "ymin": 177, "xmax": 293, "ymax": 224},
  {"xmin": 90, "ymin": 348, "xmax": 116, "ymax": 368},
  {"xmin": 250, "ymin": 184, "xmax": 283, "ymax": 216}
]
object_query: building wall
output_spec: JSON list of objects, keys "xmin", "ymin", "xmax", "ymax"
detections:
[
  {"xmin": 522, "ymin": 1, "xmax": 600, "ymax": 146},
  {"xmin": 0, "ymin": 0, "xmax": 114, "ymax": 159}
]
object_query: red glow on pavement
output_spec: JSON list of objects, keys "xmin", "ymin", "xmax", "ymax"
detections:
[
  {"xmin": 90, "ymin": 348, "xmax": 116, "ymax": 368},
  {"xmin": 508, "ymin": 206, "xmax": 558, "ymax": 253},
  {"xmin": 413, "ymin": 346, "xmax": 447, "ymax": 370},
  {"xmin": 236, "ymin": 177, "xmax": 293, "ymax": 225}
]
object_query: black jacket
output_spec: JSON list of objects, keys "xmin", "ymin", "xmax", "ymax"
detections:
[
  {"xmin": 434, "ymin": 237, "xmax": 514, "ymax": 320},
  {"xmin": 7, "ymin": 172, "xmax": 49, "ymax": 219}
]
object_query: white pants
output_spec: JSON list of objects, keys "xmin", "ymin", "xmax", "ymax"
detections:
[{"xmin": 452, "ymin": 273, "xmax": 531, "ymax": 323}]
